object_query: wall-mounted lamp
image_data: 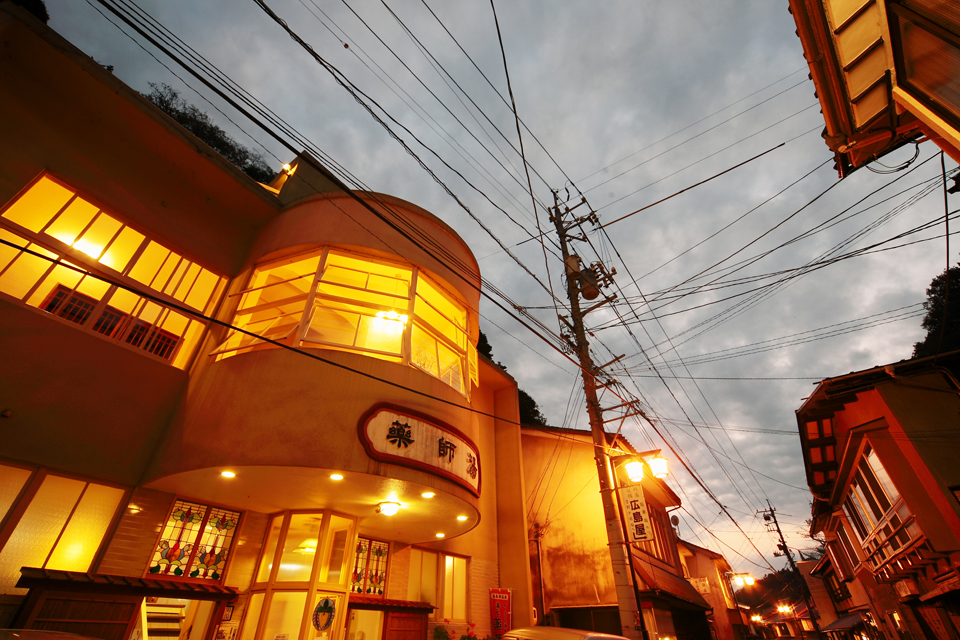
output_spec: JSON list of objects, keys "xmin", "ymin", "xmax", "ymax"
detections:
[{"xmin": 376, "ymin": 502, "xmax": 401, "ymax": 516}]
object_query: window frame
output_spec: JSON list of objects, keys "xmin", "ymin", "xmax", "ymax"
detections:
[
  {"xmin": 242, "ymin": 509, "xmax": 357, "ymax": 640},
  {"xmin": 214, "ymin": 247, "xmax": 478, "ymax": 396},
  {"xmin": 145, "ymin": 496, "xmax": 244, "ymax": 584},
  {"xmin": 408, "ymin": 548, "xmax": 470, "ymax": 622},
  {"xmin": 887, "ymin": 0, "xmax": 960, "ymax": 131},
  {"xmin": 0, "ymin": 463, "xmax": 129, "ymax": 591},
  {"xmin": 0, "ymin": 173, "xmax": 226, "ymax": 369},
  {"xmin": 840, "ymin": 445, "xmax": 923, "ymax": 573}
]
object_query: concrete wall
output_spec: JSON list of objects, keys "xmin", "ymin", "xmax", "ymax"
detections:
[{"xmin": 0, "ymin": 300, "xmax": 186, "ymax": 486}]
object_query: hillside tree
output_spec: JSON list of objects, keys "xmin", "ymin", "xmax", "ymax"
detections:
[
  {"xmin": 142, "ymin": 83, "xmax": 276, "ymax": 184},
  {"xmin": 913, "ymin": 263, "xmax": 960, "ymax": 358}
]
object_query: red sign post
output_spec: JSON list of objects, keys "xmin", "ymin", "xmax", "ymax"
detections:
[{"xmin": 489, "ymin": 589, "xmax": 512, "ymax": 638}]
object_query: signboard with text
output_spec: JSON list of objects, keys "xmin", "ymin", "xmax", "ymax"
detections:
[
  {"xmin": 689, "ymin": 577, "xmax": 711, "ymax": 595},
  {"xmin": 490, "ymin": 588, "xmax": 512, "ymax": 638},
  {"xmin": 618, "ymin": 484, "xmax": 654, "ymax": 543},
  {"xmin": 359, "ymin": 404, "xmax": 481, "ymax": 496}
]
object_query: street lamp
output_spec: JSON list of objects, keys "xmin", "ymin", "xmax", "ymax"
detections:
[
  {"xmin": 609, "ymin": 449, "xmax": 671, "ymax": 640},
  {"xmin": 610, "ymin": 450, "xmax": 670, "ymax": 483},
  {"xmin": 730, "ymin": 573, "xmax": 755, "ymax": 587},
  {"xmin": 724, "ymin": 572, "xmax": 754, "ymax": 631}
]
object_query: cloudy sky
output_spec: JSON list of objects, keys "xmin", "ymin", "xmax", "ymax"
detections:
[{"xmin": 46, "ymin": 0, "xmax": 957, "ymax": 575}]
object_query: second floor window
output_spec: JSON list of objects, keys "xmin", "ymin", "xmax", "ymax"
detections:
[
  {"xmin": 0, "ymin": 175, "xmax": 226, "ymax": 368},
  {"xmin": 213, "ymin": 248, "xmax": 479, "ymax": 396},
  {"xmin": 842, "ymin": 446, "xmax": 922, "ymax": 570}
]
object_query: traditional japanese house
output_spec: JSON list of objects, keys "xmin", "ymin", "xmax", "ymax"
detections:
[
  {"xmin": 796, "ymin": 351, "xmax": 960, "ymax": 640},
  {"xmin": 520, "ymin": 426, "xmax": 711, "ymax": 640}
]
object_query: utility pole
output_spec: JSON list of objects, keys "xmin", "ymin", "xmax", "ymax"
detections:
[
  {"xmin": 760, "ymin": 501, "xmax": 823, "ymax": 638},
  {"xmin": 549, "ymin": 193, "xmax": 643, "ymax": 640}
]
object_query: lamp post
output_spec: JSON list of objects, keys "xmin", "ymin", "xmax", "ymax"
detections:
[
  {"xmin": 724, "ymin": 572, "xmax": 754, "ymax": 640},
  {"xmin": 777, "ymin": 603, "xmax": 803, "ymax": 640},
  {"xmin": 608, "ymin": 451, "xmax": 670, "ymax": 640}
]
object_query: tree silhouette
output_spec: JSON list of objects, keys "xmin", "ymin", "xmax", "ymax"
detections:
[
  {"xmin": 913, "ymin": 263, "xmax": 960, "ymax": 358},
  {"xmin": 11, "ymin": 0, "xmax": 48, "ymax": 23},
  {"xmin": 478, "ymin": 330, "xmax": 548, "ymax": 425},
  {"xmin": 142, "ymin": 83, "xmax": 276, "ymax": 184}
]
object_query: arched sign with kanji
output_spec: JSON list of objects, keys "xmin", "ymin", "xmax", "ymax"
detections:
[{"xmin": 358, "ymin": 404, "xmax": 481, "ymax": 497}]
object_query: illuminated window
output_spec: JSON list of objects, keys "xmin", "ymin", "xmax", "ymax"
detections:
[
  {"xmin": 349, "ymin": 537, "xmax": 389, "ymax": 595},
  {"xmin": 0, "ymin": 465, "xmax": 125, "ymax": 594},
  {"xmin": 215, "ymin": 248, "xmax": 478, "ymax": 395},
  {"xmin": 148, "ymin": 500, "xmax": 241, "ymax": 581},
  {"xmin": 407, "ymin": 549, "xmax": 467, "ymax": 621},
  {"xmin": 0, "ymin": 175, "xmax": 226, "ymax": 368}
]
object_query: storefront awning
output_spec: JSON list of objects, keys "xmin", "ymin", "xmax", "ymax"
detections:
[
  {"xmin": 348, "ymin": 596, "xmax": 436, "ymax": 610},
  {"xmin": 16, "ymin": 567, "xmax": 239, "ymax": 601},
  {"xmin": 630, "ymin": 553, "xmax": 710, "ymax": 610},
  {"xmin": 821, "ymin": 613, "xmax": 865, "ymax": 631}
]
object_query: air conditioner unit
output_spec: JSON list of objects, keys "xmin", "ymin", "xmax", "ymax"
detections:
[{"xmin": 894, "ymin": 579, "xmax": 920, "ymax": 599}]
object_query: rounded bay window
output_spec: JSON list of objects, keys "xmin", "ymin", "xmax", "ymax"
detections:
[{"xmin": 213, "ymin": 247, "xmax": 478, "ymax": 397}]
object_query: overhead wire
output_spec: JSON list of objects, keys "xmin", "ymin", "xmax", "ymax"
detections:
[
  {"xmin": 576, "ymin": 67, "xmax": 808, "ymax": 184},
  {"xmin": 86, "ymin": 3, "xmax": 816, "ymax": 568}
]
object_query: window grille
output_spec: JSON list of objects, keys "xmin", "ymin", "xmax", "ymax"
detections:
[{"xmin": 0, "ymin": 175, "xmax": 226, "ymax": 368}]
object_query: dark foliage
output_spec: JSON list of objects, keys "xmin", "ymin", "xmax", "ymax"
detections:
[
  {"xmin": 478, "ymin": 331, "xmax": 549, "ymax": 425},
  {"xmin": 11, "ymin": 0, "xmax": 48, "ymax": 23},
  {"xmin": 518, "ymin": 389, "xmax": 548, "ymax": 426},
  {"xmin": 913, "ymin": 263, "xmax": 960, "ymax": 358},
  {"xmin": 142, "ymin": 83, "xmax": 276, "ymax": 184},
  {"xmin": 477, "ymin": 330, "xmax": 494, "ymax": 359}
]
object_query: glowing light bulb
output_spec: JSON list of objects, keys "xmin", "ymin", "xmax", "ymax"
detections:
[
  {"xmin": 221, "ymin": 471, "xmax": 236, "ymax": 478},
  {"xmin": 624, "ymin": 460, "xmax": 644, "ymax": 483},
  {"xmin": 377, "ymin": 502, "xmax": 401, "ymax": 516}
]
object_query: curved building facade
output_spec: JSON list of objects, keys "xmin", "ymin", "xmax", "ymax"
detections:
[{"xmin": 0, "ymin": 8, "xmax": 532, "ymax": 640}]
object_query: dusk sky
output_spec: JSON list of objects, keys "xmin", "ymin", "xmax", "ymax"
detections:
[{"xmin": 46, "ymin": 0, "xmax": 959, "ymax": 575}]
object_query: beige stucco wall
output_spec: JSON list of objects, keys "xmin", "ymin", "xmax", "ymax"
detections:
[
  {"xmin": 521, "ymin": 429, "xmax": 616, "ymax": 610},
  {"xmin": 0, "ymin": 10, "xmax": 280, "ymax": 277}
]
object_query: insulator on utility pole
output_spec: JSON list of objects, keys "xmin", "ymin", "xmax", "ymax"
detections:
[{"xmin": 549, "ymin": 191, "xmax": 645, "ymax": 640}]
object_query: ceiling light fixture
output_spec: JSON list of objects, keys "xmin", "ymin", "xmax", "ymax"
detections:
[
  {"xmin": 221, "ymin": 471, "xmax": 236, "ymax": 478},
  {"xmin": 435, "ymin": 533, "xmax": 445, "ymax": 538},
  {"xmin": 456, "ymin": 515, "xmax": 468, "ymax": 521},
  {"xmin": 377, "ymin": 502, "xmax": 401, "ymax": 516},
  {"xmin": 330, "ymin": 474, "xmax": 344, "ymax": 481},
  {"xmin": 421, "ymin": 492, "xmax": 435, "ymax": 498}
]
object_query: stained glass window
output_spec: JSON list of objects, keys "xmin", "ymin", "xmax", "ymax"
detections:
[
  {"xmin": 349, "ymin": 537, "xmax": 389, "ymax": 596},
  {"xmin": 148, "ymin": 500, "xmax": 240, "ymax": 581}
]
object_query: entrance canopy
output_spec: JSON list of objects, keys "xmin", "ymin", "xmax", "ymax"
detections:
[
  {"xmin": 821, "ymin": 613, "xmax": 866, "ymax": 631},
  {"xmin": 16, "ymin": 567, "xmax": 239, "ymax": 601}
]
